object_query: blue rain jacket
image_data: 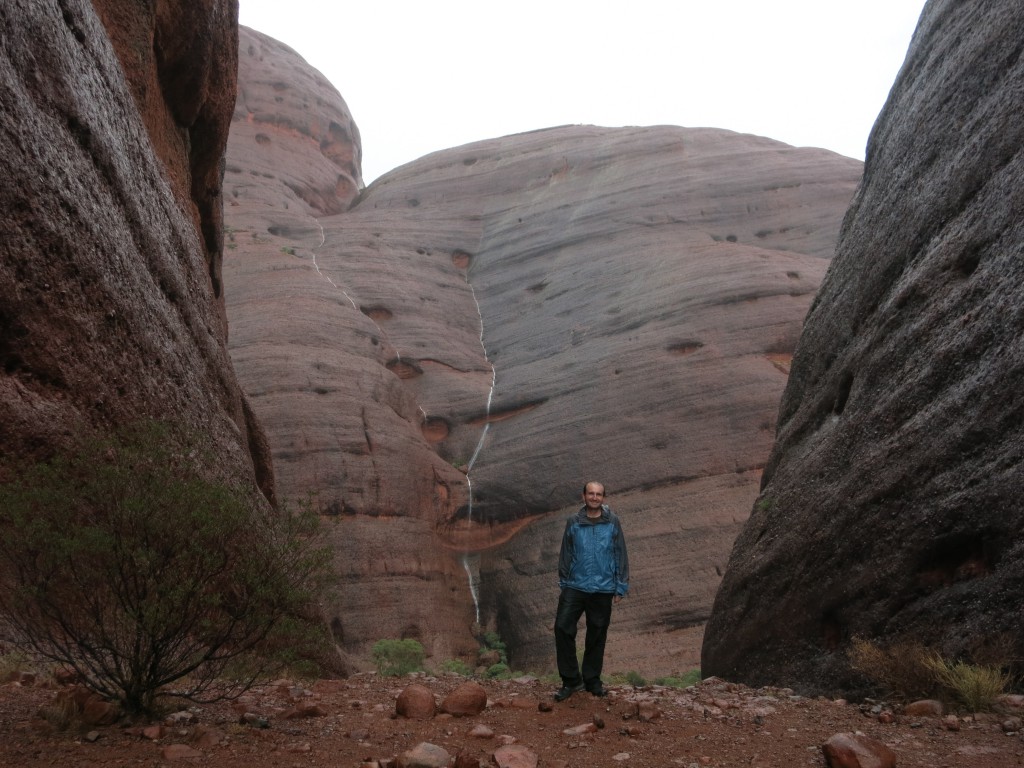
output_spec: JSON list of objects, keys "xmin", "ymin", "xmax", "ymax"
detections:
[{"xmin": 557, "ymin": 505, "xmax": 629, "ymax": 596}]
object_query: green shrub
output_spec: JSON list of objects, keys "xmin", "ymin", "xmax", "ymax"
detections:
[
  {"xmin": 480, "ymin": 631, "xmax": 508, "ymax": 664},
  {"xmin": 654, "ymin": 668, "xmax": 702, "ymax": 688},
  {"xmin": 0, "ymin": 421, "xmax": 332, "ymax": 715},
  {"xmin": 485, "ymin": 662, "xmax": 511, "ymax": 679},
  {"xmin": 438, "ymin": 658, "xmax": 474, "ymax": 677},
  {"xmin": 372, "ymin": 639, "xmax": 425, "ymax": 676},
  {"xmin": 925, "ymin": 654, "xmax": 1010, "ymax": 712},
  {"xmin": 624, "ymin": 670, "xmax": 647, "ymax": 687}
]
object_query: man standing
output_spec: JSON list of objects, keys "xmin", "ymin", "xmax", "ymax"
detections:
[{"xmin": 553, "ymin": 481, "xmax": 630, "ymax": 701}]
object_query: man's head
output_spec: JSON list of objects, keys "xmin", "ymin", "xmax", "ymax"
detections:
[{"xmin": 582, "ymin": 481, "xmax": 606, "ymax": 513}]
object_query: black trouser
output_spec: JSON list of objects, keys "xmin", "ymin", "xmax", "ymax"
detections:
[{"xmin": 554, "ymin": 587, "xmax": 614, "ymax": 688}]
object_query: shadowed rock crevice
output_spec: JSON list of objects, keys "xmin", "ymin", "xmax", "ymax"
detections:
[
  {"xmin": 466, "ymin": 399, "xmax": 547, "ymax": 425},
  {"xmin": 386, "ymin": 359, "xmax": 423, "ymax": 379},
  {"xmin": 360, "ymin": 305, "xmax": 394, "ymax": 321},
  {"xmin": 421, "ymin": 417, "xmax": 450, "ymax": 443},
  {"xmin": 667, "ymin": 341, "xmax": 704, "ymax": 356}
]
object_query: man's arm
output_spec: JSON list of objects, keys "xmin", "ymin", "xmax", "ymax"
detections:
[
  {"xmin": 557, "ymin": 519, "xmax": 574, "ymax": 585},
  {"xmin": 614, "ymin": 518, "xmax": 629, "ymax": 596}
]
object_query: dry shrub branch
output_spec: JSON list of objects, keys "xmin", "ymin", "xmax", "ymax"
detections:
[{"xmin": 0, "ymin": 421, "xmax": 332, "ymax": 716}]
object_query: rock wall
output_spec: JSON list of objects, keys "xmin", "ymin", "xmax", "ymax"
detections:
[
  {"xmin": 0, "ymin": 0, "xmax": 270, "ymax": 495},
  {"xmin": 703, "ymin": 0, "xmax": 1024, "ymax": 693},
  {"xmin": 223, "ymin": 28, "xmax": 863, "ymax": 673}
]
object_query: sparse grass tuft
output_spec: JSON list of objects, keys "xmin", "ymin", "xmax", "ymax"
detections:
[
  {"xmin": 848, "ymin": 637, "xmax": 939, "ymax": 701},
  {"xmin": 0, "ymin": 649, "xmax": 33, "ymax": 681},
  {"xmin": 623, "ymin": 670, "xmax": 647, "ymax": 687},
  {"xmin": 654, "ymin": 668, "xmax": 702, "ymax": 688},
  {"xmin": 849, "ymin": 636, "xmax": 1014, "ymax": 711},
  {"xmin": 38, "ymin": 693, "xmax": 82, "ymax": 731},
  {"xmin": 925, "ymin": 654, "xmax": 1010, "ymax": 713}
]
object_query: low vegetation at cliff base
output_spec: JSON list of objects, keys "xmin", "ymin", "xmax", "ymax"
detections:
[
  {"xmin": 925, "ymin": 654, "xmax": 1013, "ymax": 713},
  {"xmin": 0, "ymin": 421, "xmax": 333, "ymax": 716},
  {"xmin": 849, "ymin": 637, "xmax": 1013, "ymax": 711},
  {"xmin": 372, "ymin": 639, "xmax": 426, "ymax": 676}
]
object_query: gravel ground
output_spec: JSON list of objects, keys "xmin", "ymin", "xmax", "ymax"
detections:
[{"xmin": 1, "ymin": 673, "xmax": 1022, "ymax": 767}]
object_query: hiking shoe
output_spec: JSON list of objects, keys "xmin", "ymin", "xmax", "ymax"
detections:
[
  {"xmin": 553, "ymin": 683, "xmax": 585, "ymax": 702},
  {"xmin": 587, "ymin": 685, "xmax": 609, "ymax": 697}
]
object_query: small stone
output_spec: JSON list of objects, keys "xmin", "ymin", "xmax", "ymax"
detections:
[
  {"xmin": 440, "ymin": 682, "xmax": 488, "ymax": 716},
  {"xmin": 282, "ymin": 701, "xmax": 326, "ymax": 719},
  {"xmin": 822, "ymin": 732, "xmax": 896, "ymax": 768},
  {"xmin": 396, "ymin": 741, "xmax": 451, "ymax": 768},
  {"xmin": 11, "ymin": 671, "xmax": 36, "ymax": 686},
  {"xmin": 396, "ymin": 683, "xmax": 436, "ymax": 720},
  {"xmin": 636, "ymin": 701, "xmax": 662, "ymax": 722},
  {"xmin": 941, "ymin": 715, "xmax": 960, "ymax": 731},
  {"xmin": 1002, "ymin": 716, "xmax": 1022, "ymax": 733},
  {"xmin": 538, "ymin": 701, "xmax": 553, "ymax": 712},
  {"xmin": 562, "ymin": 722, "xmax": 598, "ymax": 736},
  {"xmin": 468, "ymin": 724, "xmax": 494, "ymax": 739},
  {"xmin": 612, "ymin": 753, "xmax": 630, "ymax": 761},
  {"xmin": 84, "ymin": 730, "xmax": 101, "ymax": 743},
  {"xmin": 165, "ymin": 710, "xmax": 197, "ymax": 726},
  {"xmin": 493, "ymin": 743, "xmax": 539, "ymax": 768},
  {"xmin": 903, "ymin": 699, "xmax": 943, "ymax": 717},
  {"xmin": 240, "ymin": 712, "xmax": 269, "ymax": 728},
  {"xmin": 593, "ymin": 713, "xmax": 605, "ymax": 729},
  {"xmin": 998, "ymin": 694, "xmax": 1024, "ymax": 709}
]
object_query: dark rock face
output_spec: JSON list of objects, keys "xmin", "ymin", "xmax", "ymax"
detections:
[
  {"xmin": 703, "ymin": 0, "xmax": 1024, "ymax": 692},
  {"xmin": 223, "ymin": 29, "xmax": 862, "ymax": 672},
  {"xmin": 0, "ymin": 0, "xmax": 270, "ymax": 494}
]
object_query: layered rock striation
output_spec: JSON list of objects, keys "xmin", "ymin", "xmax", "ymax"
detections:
[
  {"xmin": 224, "ymin": 28, "xmax": 863, "ymax": 672},
  {"xmin": 0, "ymin": 0, "xmax": 270, "ymax": 492},
  {"xmin": 703, "ymin": 0, "xmax": 1024, "ymax": 692}
]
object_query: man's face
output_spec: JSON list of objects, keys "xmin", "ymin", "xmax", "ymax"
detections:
[{"xmin": 583, "ymin": 483, "xmax": 605, "ymax": 511}]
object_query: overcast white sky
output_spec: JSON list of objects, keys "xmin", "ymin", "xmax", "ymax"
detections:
[{"xmin": 238, "ymin": 0, "xmax": 927, "ymax": 185}]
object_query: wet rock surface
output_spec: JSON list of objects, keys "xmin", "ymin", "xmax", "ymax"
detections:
[
  {"xmin": 0, "ymin": 0, "xmax": 269, "ymax": 493},
  {"xmin": 703, "ymin": 0, "xmax": 1024, "ymax": 691}
]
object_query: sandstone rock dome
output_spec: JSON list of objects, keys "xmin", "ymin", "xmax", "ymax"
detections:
[{"xmin": 224, "ymin": 27, "xmax": 863, "ymax": 673}]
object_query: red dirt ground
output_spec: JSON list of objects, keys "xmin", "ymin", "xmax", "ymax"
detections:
[{"xmin": 1, "ymin": 673, "xmax": 1022, "ymax": 767}]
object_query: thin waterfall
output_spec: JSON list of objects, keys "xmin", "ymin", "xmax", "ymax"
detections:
[
  {"xmin": 462, "ymin": 268, "xmax": 495, "ymax": 627},
  {"xmin": 308, "ymin": 215, "xmax": 399, "ymax": 360}
]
